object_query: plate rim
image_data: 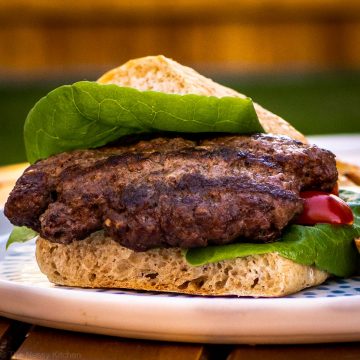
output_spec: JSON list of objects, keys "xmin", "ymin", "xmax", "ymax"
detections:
[
  {"xmin": 1, "ymin": 168, "xmax": 360, "ymax": 343},
  {"xmin": 1, "ymin": 274, "xmax": 360, "ymax": 344}
]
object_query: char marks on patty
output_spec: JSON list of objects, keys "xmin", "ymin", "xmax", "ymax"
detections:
[{"xmin": 5, "ymin": 134, "xmax": 337, "ymax": 251}]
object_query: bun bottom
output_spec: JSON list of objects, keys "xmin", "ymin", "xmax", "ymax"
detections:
[{"xmin": 36, "ymin": 232, "xmax": 329, "ymax": 297}]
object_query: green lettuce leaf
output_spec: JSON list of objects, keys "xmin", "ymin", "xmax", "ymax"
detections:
[
  {"xmin": 185, "ymin": 189, "xmax": 360, "ymax": 277},
  {"xmin": 6, "ymin": 226, "xmax": 38, "ymax": 250},
  {"xmin": 24, "ymin": 81, "xmax": 262, "ymax": 164}
]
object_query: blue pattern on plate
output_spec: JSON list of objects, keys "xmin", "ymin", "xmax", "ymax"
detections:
[{"xmin": 1, "ymin": 238, "xmax": 360, "ymax": 299}]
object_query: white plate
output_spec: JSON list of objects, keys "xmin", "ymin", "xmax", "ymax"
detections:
[
  {"xmin": 1, "ymin": 134, "xmax": 360, "ymax": 344},
  {"xmin": 1, "ymin": 209, "xmax": 360, "ymax": 344}
]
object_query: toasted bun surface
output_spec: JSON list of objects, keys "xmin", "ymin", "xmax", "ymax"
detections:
[
  {"xmin": 36, "ymin": 234, "xmax": 328, "ymax": 297},
  {"xmin": 98, "ymin": 55, "xmax": 307, "ymax": 143}
]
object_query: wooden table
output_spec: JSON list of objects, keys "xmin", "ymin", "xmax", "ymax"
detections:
[{"xmin": 1, "ymin": 163, "xmax": 360, "ymax": 360}]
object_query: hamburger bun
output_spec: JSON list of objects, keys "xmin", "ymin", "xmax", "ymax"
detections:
[
  {"xmin": 36, "ymin": 233, "xmax": 328, "ymax": 297},
  {"xmin": 98, "ymin": 55, "xmax": 307, "ymax": 143},
  {"xmin": 35, "ymin": 55, "xmax": 334, "ymax": 296}
]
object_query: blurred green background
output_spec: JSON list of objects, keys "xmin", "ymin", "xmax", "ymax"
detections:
[{"xmin": 1, "ymin": 71, "xmax": 359, "ymax": 166}]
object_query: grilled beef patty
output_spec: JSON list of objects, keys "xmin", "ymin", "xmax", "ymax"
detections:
[{"xmin": 5, "ymin": 134, "xmax": 337, "ymax": 251}]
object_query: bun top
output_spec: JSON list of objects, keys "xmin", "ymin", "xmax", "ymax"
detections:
[{"xmin": 98, "ymin": 55, "xmax": 307, "ymax": 143}]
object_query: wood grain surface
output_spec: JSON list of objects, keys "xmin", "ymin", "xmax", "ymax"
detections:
[
  {"xmin": 3, "ymin": 321, "xmax": 360, "ymax": 360},
  {"xmin": 12, "ymin": 326, "xmax": 205, "ymax": 360},
  {"xmin": 228, "ymin": 344, "xmax": 360, "ymax": 360},
  {"xmin": 0, "ymin": 317, "xmax": 12, "ymax": 339},
  {"xmin": 0, "ymin": 317, "xmax": 31, "ymax": 360},
  {"xmin": 0, "ymin": 318, "xmax": 13, "ymax": 360}
]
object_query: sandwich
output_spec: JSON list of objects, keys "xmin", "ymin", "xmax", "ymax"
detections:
[{"xmin": 4, "ymin": 55, "xmax": 360, "ymax": 297}]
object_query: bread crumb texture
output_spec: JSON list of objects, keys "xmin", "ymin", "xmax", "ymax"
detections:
[
  {"xmin": 36, "ymin": 233, "xmax": 328, "ymax": 297},
  {"xmin": 98, "ymin": 55, "xmax": 307, "ymax": 143}
]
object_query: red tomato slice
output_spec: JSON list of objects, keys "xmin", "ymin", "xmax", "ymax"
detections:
[{"xmin": 295, "ymin": 191, "xmax": 354, "ymax": 226}]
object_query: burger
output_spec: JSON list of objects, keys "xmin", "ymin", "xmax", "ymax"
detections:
[{"xmin": 4, "ymin": 56, "xmax": 360, "ymax": 297}]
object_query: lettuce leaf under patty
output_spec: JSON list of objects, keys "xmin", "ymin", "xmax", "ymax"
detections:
[
  {"xmin": 6, "ymin": 226, "xmax": 37, "ymax": 250},
  {"xmin": 24, "ymin": 81, "xmax": 262, "ymax": 164},
  {"xmin": 185, "ymin": 189, "xmax": 360, "ymax": 277}
]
